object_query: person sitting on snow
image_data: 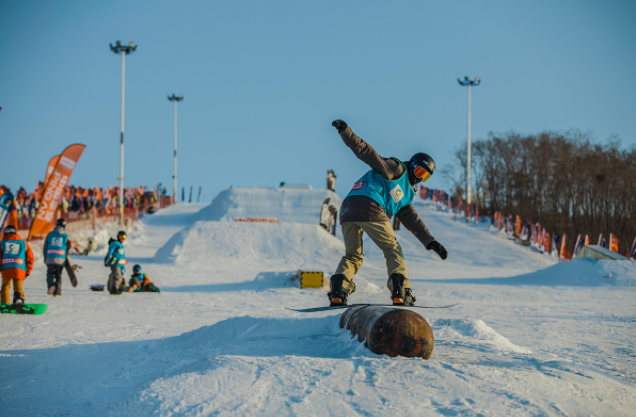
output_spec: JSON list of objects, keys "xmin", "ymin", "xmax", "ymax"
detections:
[
  {"xmin": 128, "ymin": 264, "xmax": 160, "ymax": 292},
  {"xmin": 327, "ymin": 119, "xmax": 448, "ymax": 307},
  {"xmin": 104, "ymin": 230, "xmax": 127, "ymax": 295},
  {"xmin": 0, "ymin": 225, "xmax": 34, "ymax": 304}
]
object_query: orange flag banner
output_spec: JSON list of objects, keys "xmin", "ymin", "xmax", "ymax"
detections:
[
  {"xmin": 45, "ymin": 155, "xmax": 60, "ymax": 183},
  {"xmin": 544, "ymin": 230, "xmax": 551, "ymax": 253},
  {"xmin": 28, "ymin": 144, "xmax": 86, "ymax": 240},
  {"xmin": 609, "ymin": 233, "xmax": 619, "ymax": 253},
  {"xmin": 515, "ymin": 215, "xmax": 522, "ymax": 235},
  {"xmin": 559, "ymin": 233, "xmax": 567, "ymax": 262},
  {"xmin": 584, "ymin": 234, "xmax": 590, "ymax": 246}
]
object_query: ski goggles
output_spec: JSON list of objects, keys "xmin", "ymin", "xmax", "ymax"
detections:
[{"xmin": 410, "ymin": 162, "xmax": 432, "ymax": 182}]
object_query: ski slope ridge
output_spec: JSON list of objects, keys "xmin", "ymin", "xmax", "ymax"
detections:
[
  {"xmin": 425, "ymin": 257, "xmax": 636, "ymax": 286},
  {"xmin": 194, "ymin": 187, "xmax": 342, "ymax": 224}
]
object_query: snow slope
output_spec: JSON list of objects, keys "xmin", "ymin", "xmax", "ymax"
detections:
[
  {"xmin": 1, "ymin": 194, "xmax": 635, "ymax": 416},
  {"xmin": 194, "ymin": 187, "xmax": 342, "ymax": 224}
]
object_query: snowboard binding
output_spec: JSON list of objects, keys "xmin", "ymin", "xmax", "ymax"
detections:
[
  {"xmin": 327, "ymin": 274, "xmax": 354, "ymax": 306},
  {"xmin": 391, "ymin": 273, "xmax": 416, "ymax": 306}
]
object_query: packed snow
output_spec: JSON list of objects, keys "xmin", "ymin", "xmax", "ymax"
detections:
[{"xmin": 1, "ymin": 189, "xmax": 635, "ymax": 416}]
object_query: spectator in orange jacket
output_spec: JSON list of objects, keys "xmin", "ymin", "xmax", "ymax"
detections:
[{"xmin": 1, "ymin": 225, "xmax": 34, "ymax": 304}]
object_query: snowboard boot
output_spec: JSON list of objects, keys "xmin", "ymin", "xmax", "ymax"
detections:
[
  {"xmin": 13, "ymin": 296, "xmax": 24, "ymax": 304},
  {"xmin": 390, "ymin": 273, "xmax": 416, "ymax": 306},
  {"xmin": 327, "ymin": 274, "xmax": 353, "ymax": 306}
]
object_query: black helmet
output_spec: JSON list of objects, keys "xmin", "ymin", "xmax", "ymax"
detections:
[
  {"xmin": 56, "ymin": 218, "xmax": 67, "ymax": 228},
  {"xmin": 407, "ymin": 153, "xmax": 435, "ymax": 185},
  {"xmin": 117, "ymin": 230, "xmax": 127, "ymax": 239},
  {"xmin": 3, "ymin": 225, "xmax": 17, "ymax": 234},
  {"xmin": 410, "ymin": 153, "xmax": 435, "ymax": 175},
  {"xmin": 133, "ymin": 264, "xmax": 142, "ymax": 273}
]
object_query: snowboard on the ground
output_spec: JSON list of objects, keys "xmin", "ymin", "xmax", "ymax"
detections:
[
  {"xmin": 0, "ymin": 303, "xmax": 47, "ymax": 315},
  {"xmin": 64, "ymin": 259, "xmax": 78, "ymax": 287},
  {"xmin": 286, "ymin": 303, "xmax": 459, "ymax": 313},
  {"xmin": 90, "ymin": 284, "xmax": 105, "ymax": 291}
]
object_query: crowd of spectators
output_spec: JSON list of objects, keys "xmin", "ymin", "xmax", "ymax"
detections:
[{"xmin": 0, "ymin": 183, "xmax": 169, "ymax": 231}]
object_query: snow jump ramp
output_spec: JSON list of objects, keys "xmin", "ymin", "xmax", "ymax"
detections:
[{"xmin": 340, "ymin": 306, "xmax": 435, "ymax": 359}]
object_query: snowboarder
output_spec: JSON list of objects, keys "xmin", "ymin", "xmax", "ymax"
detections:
[
  {"xmin": 105, "ymin": 230, "xmax": 127, "ymax": 295},
  {"xmin": 0, "ymin": 225, "xmax": 34, "ymax": 304},
  {"xmin": 327, "ymin": 119, "xmax": 448, "ymax": 307},
  {"xmin": 127, "ymin": 264, "xmax": 160, "ymax": 292},
  {"xmin": 43, "ymin": 218, "xmax": 71, "ymax": 296}
]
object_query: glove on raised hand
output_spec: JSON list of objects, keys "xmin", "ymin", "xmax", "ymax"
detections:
[
  {"xmin": 332, "ymin": 119, "xmax": 348, "ymax": 133},
  {"xmin": 427, "ymin": 240, "xmax": 448, "ymax": 260}
]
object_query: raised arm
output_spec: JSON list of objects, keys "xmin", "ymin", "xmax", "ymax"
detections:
[{"xmin": 332, "ymin": 120, "xmax": 402, "ymax": 180}]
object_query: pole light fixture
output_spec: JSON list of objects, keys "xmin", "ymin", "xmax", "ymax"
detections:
[
  {"xmin": 457, "ymin": 76, "xmax": 480, "ymax": 209},
  {"xmin": 168, "ymin": 94, "xmax": 184, "ymax": 204},
  {"xmin": 110, "ymin": 40, "xmax": 137, "ymax": 226}
]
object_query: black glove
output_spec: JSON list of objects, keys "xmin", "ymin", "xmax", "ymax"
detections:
[
  {"xmin": 427, "ymin": 240, "xmax": 448, "ymax": 260},
  {"xmin": 332, "ymin": 119, "xmax": 348, "ymax": 133}
]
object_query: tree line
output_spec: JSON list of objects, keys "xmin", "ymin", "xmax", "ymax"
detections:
[{"xmin": 443, "ymin": 131, "xmax": 636, "ymax": 256}]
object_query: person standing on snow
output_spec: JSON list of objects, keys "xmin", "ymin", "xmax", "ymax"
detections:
[
  {"xmin": 43, "ymin": 218, "xmax": 71, "ymax": 296},
  {"xmin": 0, "ymin": 225, "xmax": 34, "ymax": 304},
  {"xmin": 105, "ymin": 230, "xmax": 127, "ymax": 295},
  {"xmin": 327, "ymin": 119, "xmax": 448, "ymax": 306}
]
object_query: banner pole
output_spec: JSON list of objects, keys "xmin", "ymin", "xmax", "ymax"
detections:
[{"xmin": 119, "ymin": 50, "xmax": 126, "ymax": 226}]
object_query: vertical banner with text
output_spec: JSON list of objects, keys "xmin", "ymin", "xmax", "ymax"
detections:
[
  {"xmin": 28, "ymin": 144, "xmax": 86, "ymax": 240},
  {"xmin": 45, "ymin": 155, "xmax": 60, "ymax": 183}
]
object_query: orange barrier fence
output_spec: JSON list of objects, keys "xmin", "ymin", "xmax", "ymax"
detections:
[
  {"xmin": 234, "ymin": 218, "xmax": 279, "ymax": 224},
  {"xmin": 19, "ymin": 198, "xmax": 172, "ymax": 240}
]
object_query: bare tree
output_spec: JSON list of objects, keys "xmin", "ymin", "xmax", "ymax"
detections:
[{"xmin": 460, "ymin": 131, "xmax": 636, "ymax": 255}]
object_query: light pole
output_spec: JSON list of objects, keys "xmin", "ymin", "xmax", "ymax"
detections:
[
  {"xmin": 110, "ymin": 40, "xmax": 137, "ymax": 225},
  {"xmin": 168, "ymin": 94, "xmax": 184, "ymax": 204},
  {"xmin": 457, "ymin": 76, "xmax": 480, "ymax": 209}
]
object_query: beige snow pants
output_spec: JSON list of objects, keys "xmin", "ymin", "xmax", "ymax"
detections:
[{"xmin": 334, "ymin": 221, "xmax": 410, "ymax": 294}]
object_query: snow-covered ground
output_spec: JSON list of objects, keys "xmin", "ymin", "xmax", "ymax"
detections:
[{"xmin": 1, "ymin": 190, "xmax": 635, "ymax": 416}]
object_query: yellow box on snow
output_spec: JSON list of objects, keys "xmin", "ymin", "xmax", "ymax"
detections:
[{"xmin": 299, "ymin": 271, "xmax": 324, "ymax": 289}]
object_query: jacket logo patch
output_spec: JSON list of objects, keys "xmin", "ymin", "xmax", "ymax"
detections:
[
  {"xmin": 52, "ymin": 237, "xmax": 64, "ymax": 247},
  {"xmin": 5, "ymin": 243, "xmax": 21, "ymax": 255},
  {"xmin": 351, "ymin": 181, "xmax": 364, "ymax": 191},
  {"xmin": 390, "ymin": 185, "xmax": 404, "ymax": 203}
]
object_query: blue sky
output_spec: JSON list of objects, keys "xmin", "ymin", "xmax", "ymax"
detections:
[{"xmin": 1, "ymin": 0, "xmax": 635, "ymax": 202}]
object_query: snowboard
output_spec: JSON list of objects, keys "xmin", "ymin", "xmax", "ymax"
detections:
[
  {"xmin": 64, "ymin": 259, "xmax": 78, "ymax": 287},
  {"xmin": 90, "ymin": 284, "xmax": 105, "ymax": 291},
  {"xmin": 64, "ymin": 258, "xmax": 77, "ymax": 288},
  {"xmin": 286, "ymin": 303, "xmax": 458, "ymax": 313},
  {"xmin": 0, "ymin": 303, "xmax": 47, "ymax": 315}
]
